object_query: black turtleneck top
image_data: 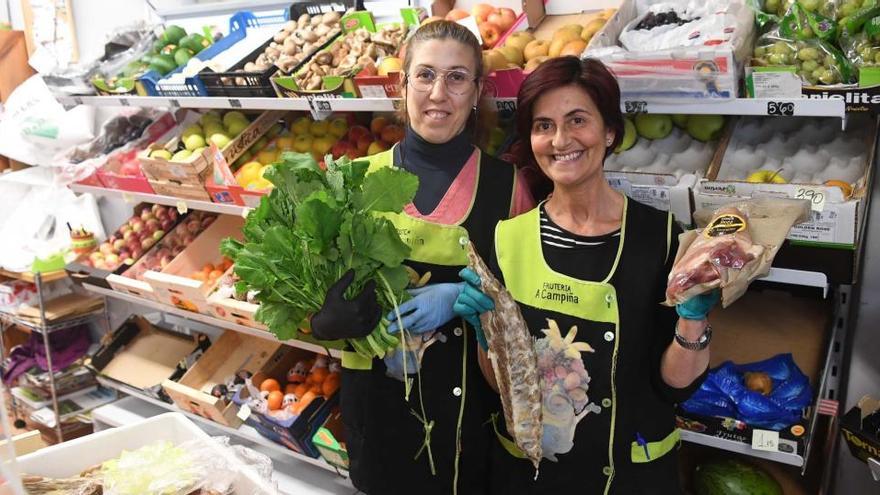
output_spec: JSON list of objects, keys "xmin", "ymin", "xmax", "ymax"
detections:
[{"xmin": 393, "ymin": 125, "xmax": 475, "ymax": 215}]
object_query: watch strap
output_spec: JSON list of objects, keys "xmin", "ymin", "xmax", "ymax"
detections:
[{"xmin": 675, "ymin": 323, "xmax": 712, "ymax": 351}]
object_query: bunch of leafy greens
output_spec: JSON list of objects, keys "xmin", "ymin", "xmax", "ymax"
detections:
[{"xmin": 221, "ymin": 152, "xmax": 418, "ymax": 358}]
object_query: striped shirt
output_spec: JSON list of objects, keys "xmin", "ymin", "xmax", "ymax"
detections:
[
  {"xmin": 539, "ymin": 205, "xmax": 621, "ymax": 282},
  {"xmin": 540, "ymin": 206, "xmax": 621, "ymax": 249}
]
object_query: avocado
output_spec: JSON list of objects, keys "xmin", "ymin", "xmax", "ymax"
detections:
[
  {"xmin": 151, "ymin": 39, "xmax": 165, "ymax": 54},
  {"xmin": 160, "ymin": 44, "xmax": 177, "ymax": 55},
  {"xmin": 162, "ymin": 25, "xmax": 186, "ymax": 45},
  {"xmin": 149, "ymin": 54, "xmax": 177, "ymax": 75},
  {"xmin": 180, "ymin": 33, "xmax": 210, "ymax": 54},
  {"xmin": 173, "ymin": 47, "xmax": 194, "ymax": 67}
]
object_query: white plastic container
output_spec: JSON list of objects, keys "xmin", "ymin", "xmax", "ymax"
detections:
[{"xmin": 15, "ymin": 412, "xmax": 278, "ymax": 494}]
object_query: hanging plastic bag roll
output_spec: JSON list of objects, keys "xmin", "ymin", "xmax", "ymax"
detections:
[{"xmin": 664, "ymin": 198, "xmax": 810, "ymax": 308}]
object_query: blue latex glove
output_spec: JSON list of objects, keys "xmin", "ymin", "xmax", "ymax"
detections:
[
  {"xmin": 386, "ymin": 283, "xmax": 462, "ymax": 334},
  {"xmin": 453, "ymin": 268, "xmax": 495, "ymax": 351},
  {"xmin": 676, "ymin": 289, "xmax": 721, "ymax": 320}
]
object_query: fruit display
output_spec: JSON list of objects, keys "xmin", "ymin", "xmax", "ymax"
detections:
[
  {"xmin": 693, "ymin": 459, "xmax": 783, "ymax": 495},
  {"xmin": 616, "ymin": 0, "xmax": 750, "ymax": 52},
  {"xmin": 328, "ymin": 114, "xmax": 403, "ymax": 160},
  {"xmin": 213, "ymin": 269, "xmax": 259, "ymax": 305},
  {"xmin": 148, "ymin": 110, "xmax": 252, "ymax": 163},
  {"xmin": 605, "ymin": 114, "xmax": 725, "ymax": 178},
  {"xmin": 122, "ymin": 212, "xmax": 217, "ymax": 281},
  {"xmin": 714, "ymin": 115, "xmax": 870, "ymax": 190},
  {"xmin": 752, "ymin": 28, "xmax": 854, "ymax": 85},
  {"xmin": 81, "ymin": 204, "xmax": 180, "ymax": 271},
  {"xmin": 142, "ymin": 25, "xmax": 213, "ymax": 77},
  {"xmin": 225, "ymin": 11, "xmax": 342, "ymax": 78},
  {"xmin": 190, "ymin": 258, "xmax": 234, "ymax": 285},
  {"xmin": 292, "ymin": 24, "xmax": 408, "ymax": 91},
  {"xmin": 842, "ymin": 30, "xmax": 880, "ymax": 68},
  {"xmin": 487, "ymin": 9, "xmax": 614, "ymax": 73},
  {"xmin": 440, "ymin": 3, "xmax": 517, "ymax": 49},
  {"xmin": 223, "ymin": 354, "xmax": 341, "ymax": 418}
]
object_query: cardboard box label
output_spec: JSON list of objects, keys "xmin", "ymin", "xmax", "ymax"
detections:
[
  {"xmin": 750, "ymin": 69, "xmax": 802, "ymax": 98},
  {"xmin": 751, "ymin": 429, "xmax": 779, "ymax": 452},
  {"xmin": 358, "ymin": 84, "xmax": 387, "ymax": 98},
  {"xmin": 629, "ymin": 185, "xmax": 671, "ymax": 211}
]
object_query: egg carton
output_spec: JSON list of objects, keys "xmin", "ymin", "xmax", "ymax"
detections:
[
  {"xmin": 605, "ymin": 127, "xmax": 717, "ymax": 180},
  {"xmin": 716, "ymin": 116, "xmax": 871, "ymax": 187}
]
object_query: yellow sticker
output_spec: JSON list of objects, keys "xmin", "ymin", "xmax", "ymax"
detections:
[
  {"xmin": 241, "ymin": 207, "xmax": 252, "ymax": 219},
  {"xmin": 790, "ymin": 424, "xmax": 805, "ymax": 437},
  {"xmin": 704, "ymin": 213, "xmax": 746, "ymax": 238},
  {"xmin": 176, "ymin": 201, "xmax": 188, "ymax": 214}
]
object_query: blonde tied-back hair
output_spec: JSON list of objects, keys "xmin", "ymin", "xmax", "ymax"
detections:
[{"xmin": 398, "ymin": 20, "xmax": 497, "ymax": 148}]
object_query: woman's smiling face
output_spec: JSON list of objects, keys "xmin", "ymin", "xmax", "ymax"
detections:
[
  {"xmin": 529, "ymin": 84, "xmax": 614, "ymax": 189},
  {"xmin": 403, "ymin": 38, "xmax": 480, "ymax": 144}
]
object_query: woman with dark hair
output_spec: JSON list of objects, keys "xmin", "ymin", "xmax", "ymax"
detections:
[
  {"xmin": 454, "ymin": 56, "xmax": 717, "ymax": 494},
  {"xmin": 308, "ymin": 20, "xmax": 534, "ymax": 495}
]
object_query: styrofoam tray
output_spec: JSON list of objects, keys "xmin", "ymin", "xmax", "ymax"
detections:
[{"xmin": 16, "ymin": 412, "xmax": 278, "ymax": 494}]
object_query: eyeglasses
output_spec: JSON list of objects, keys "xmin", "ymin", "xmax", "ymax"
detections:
[{"xmin": 406, "ymin": 67, "xmax": 478, "ymax": 96}]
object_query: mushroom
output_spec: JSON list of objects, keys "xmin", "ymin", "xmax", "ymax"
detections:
[
  {"xmin": 244, "ymin": 62, "xmax": 258, "ymax": 72},
  {"xmin": 310, "ymin": 16, "xmax": 322, "ymax": 27},
  {"xmin": 274, "ymin": 31, "xmax": 287, "ymax": 43},
  {"xmin": 307, "ymin": 74, "xmax": 322, "ymax": 90},
  {"xmin": 315, "ymin": 52, "xmax": 333, "ymax": 65},
  {"xmin": 322, "ymin": 11, "xmax": 341, "ymax": 25},
  {"xmin": 302, "ymin": 30, "xmax": 318, "ymax": 43},
  {"xmin": 266, "ymin": 46, "xmax": 281, "ymax": 59},
  {"xmin": 235, "ymin": 76, "xmax": 247, "ymax": 85},
  {"xmin": 284, "ymin": 20, "xmax": 297, "ymax": 32},
  {"xmin": 315, "ymin": 23, "xmax": 331, "ymax": 37},
  {"xmin": 297, "ymin": 13, "xmax": 311, "ymax": 28}
]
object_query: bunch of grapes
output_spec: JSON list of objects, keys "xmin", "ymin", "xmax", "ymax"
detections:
[
  {"xmin": 753, "ymin": 37, "xmax": 850, "ymax": 84},
  {"xmin": 764, "ymin": 0, "xmax": 837, "ymax": 19}
]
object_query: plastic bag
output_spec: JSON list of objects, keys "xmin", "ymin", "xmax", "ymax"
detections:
[
  {"xmin": 838, "ymin": 1, "xmax": 880, "ymax": 37},
  {"xmin": 0, "ymin": 75, "xmax": 96, "ymax": 166},
  {"xmin": 619, "ymin": 0, "xmax": 752, "ymax": 52},
  {"xmin": 100, "ymin": 437, "xmax": 277, "ymax": 495},
  {"xmin": 779, "ymin": 2, "xmax": 839, "ymax": 39},
  {"xmin": 841, "ymin": 28, "xmax": 880, "ymax": 68},
  {"xmin": 681, "ymin": 354, "xmax": 812, "ymax": 430},
  {"xmin": 751, "ymin": 26, "xmax": 855, "ymax": 84}
]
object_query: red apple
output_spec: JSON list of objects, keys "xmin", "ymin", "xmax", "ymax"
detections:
[
  {"xmin": 161, "ymin": 218, "xmax": 174, "ymax": 231},
  {"xmin": 471, "ymin": 3, "xmax": 494, "ymax": 23},
  {"xmin": 112, "ymin": 239, "xmax": 125, "ymax": 251},
  {"xmin": 347, "ymin": 125, "xmax": 371, "ymax": 143},
  {"xmin": 142, "ymin": 237, "xmax": 156, "ymax": 250},
  {"xmin": 131, "ymin": 220, "xmax": 144, "ymax": 233},
  {"xmin": 380, "ymin": 124, "xmax": 404, "ymax": 144},
  {"xmin": 186, "ymin": 220, "xmax": 200, "ymax": 234},
  {"xmin": 99, "ymin": 243, "xmax": 113, "ymax": 255},
  {"xmin": 479, "ymin": 22, "xmax": 502, "ymax": 48},
  {"xmin": 89, "ymin": 252, "xmax": 103, "ymax": 263},
  {"xmin": 201, "ymin": 216, "xmax": 215, "ymax": 228},
  {"xmin": 146, "ymin": 218, "xmax": 160, "ymax": 231},
  {"xmin": 489, "ymin": 8, "xmax": 516, "ymax": 31},
  {"xmin": 119, "ymin": 161, "xmax": 140, "ymax": 176},
  {"xmin": 445, "ymin": 8, "xmax": 469, "ymax": 21},
  {"xmin": 331, "ymin": 139, "xmax": 352, "ymax": 159},
  {"xmin": 356, "ymin": 135, "xmax": 372, "ymax": 154},
  {"xmin": 152, "ymin": 230, "xmax": 165, "ymax": 241},
  {"xmin": 168, "ymin": 209, "xmax": 179, "ymax": 221}
]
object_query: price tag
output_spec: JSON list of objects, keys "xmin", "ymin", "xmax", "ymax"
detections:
[
  {"xmin": 767, "ymin": 101, "xmax": 795, "ymax": 116},
  {"xmin": 391, "ymin": 99, "xmax": 402, "ymax": 111},
  {"xmin": 307, "ymin": 97, "xmax": 333, "ymax": 121},
  {"xmin": 751, "ymin": 429, "xmax": 779, "ymax": 452},
  {"xmin": 72, "ymin": 96, "xmax": 83, "ymax": 105},
  {"xmin": 176, "ymin": 200, "xmax": 188, "ymax": 214},
  {"xmin": 168, "ymin": 99, "xmax": 181, "ymax": 108},
  {"xmin": 795, "ymin": 187, "xmax": 826, "ymax": 212},
  {"xmin": 495, "ymin": 99, "xmax": 516, "ymax": 114},
  {"xmin": 228, "ymin": 98, "xmax": 242, "ymax": 108},
  {"xmin": 241, "ymin": 207, "xmax": 252, "ymax": 219},
  {"xmin": 607, "ymin": 177, "xmax": 632, "ymax": 195},
  {"xmin": 237, "ymin": 403, "xmax": 252, "ymax": 421},
  {"xmin": 121, "ymin": 192, "xmax": 134, "ymax": 204},
  {"xmin": 623, "ymin": 100, "xmax": 648, "ymax": 113},
  {"xmin": 118, "ymin": 97, "xmax": 130, "ymax": 107}
]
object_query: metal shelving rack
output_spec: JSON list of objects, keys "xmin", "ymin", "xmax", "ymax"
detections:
[{"xmin": 0, "ymin": 270, "xmax": 108, "ymax": 442}]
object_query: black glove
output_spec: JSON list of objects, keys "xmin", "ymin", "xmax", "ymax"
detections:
[{"xmin": 310, "ymin": 269, "xmax": 382, "ymax": 341}]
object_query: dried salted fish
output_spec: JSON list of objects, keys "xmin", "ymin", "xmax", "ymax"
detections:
[{"xmin": 467, "ymin": 243, "xmax": 543, "ymax": 472}]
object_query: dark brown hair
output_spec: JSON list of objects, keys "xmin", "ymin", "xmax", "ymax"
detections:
[
  {"xmin": 513, "ymin": 57, "xmax": 624, "ymax": 200},
  {"xmin": 397, "ymin": 20, "xmax": 497, "ymax": 147}
]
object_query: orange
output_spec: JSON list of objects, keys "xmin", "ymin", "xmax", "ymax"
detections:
[
  {"xmin": 293, "ymin": 383, "xmax": 309, "ymax": 398},
  {"xmin": 259, "ymin": 378, "xmax": 281, "ymax": 393},
  {"xmin": 322, "ymin": 373, "xmax": 340, "ymax": 396},
  {"xmin": 267, "ymin": 390, "xmax": 283, "ymax": 410},
  {"xmin": 284, "ymin": 383, "xmax": 298, "ymax": 395}
]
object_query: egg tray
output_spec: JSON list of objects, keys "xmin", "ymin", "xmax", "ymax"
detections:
[{"xmin": 714, "ymin": 115, "xmax": 873, "ymax": 190}]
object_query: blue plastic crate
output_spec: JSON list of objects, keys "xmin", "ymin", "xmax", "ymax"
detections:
[{"xmin": 140, "ymin": 10, "xmax": 288, "ymax": 97}]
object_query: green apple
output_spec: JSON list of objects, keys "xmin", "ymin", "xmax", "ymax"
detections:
[
  {"xmin": 685, "ymin": 115, "xmax": 725, "ymax": 142},
  {"xmin": 614, "ymin": 118, "xmax": 637, "ymax": 153},
  {"xmin": 150, "ymin": 149, "xmax": 173, "ymax": 160},
  {"xmin": 199, "ymin": 111, "xmax": 222, "ymax": 127},
  {"xmin": 209, "ymin": 133, "xmax": 231, "ymax": 149},
  {"xmin": 183, "ymin": 133, "xmax": 206, "ymax": 150},
  {"xmin": 203, "ymin": 122, "xmax": 224, "ymax": 137},
  {"xmin": 191, "ymin": 146, "xmax": 207, "ymax": 155},
  {"xmin": 328, "ymin": 117, "xmax": 348, "ymax": 138},
  {"xmin": 181, "ymin": 124, "xmax": 203, "ymax": 139},
  {"xmin": 225, "ymin": 119, "xmax": 249, "ymax": 137},
  {"xmin": 310, "ymin": 120, "xmax": 329, "ymax": 137},
  {"xmin": 291, "ymin": 116, "xmax": 311, "ymax": 135},
  {"xmin": 671, "ymin": 114, "xmax": 689, "ymax": 128},
  {"xmin": 222, "ymin": 111, "xmax": 248, "ymax": 127},
  {"xmin": 171, "ymin": 149, "xmax": 192, "ymax": 162},
  {"xmin": 746, "ymin": 170, "xmax": 786, "ymax": 184},
  {"xmin": 634, "ymin": 113, "xmax": 673, "ymax": 140}
]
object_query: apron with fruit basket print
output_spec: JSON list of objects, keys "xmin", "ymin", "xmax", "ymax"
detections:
[
  {"xmin": 490, "ymin": 197, "xmax": 682, "ymax": 494},
  {"xmin": 339, "ymin": 146, "xmax": 518, "ymax": 495}
]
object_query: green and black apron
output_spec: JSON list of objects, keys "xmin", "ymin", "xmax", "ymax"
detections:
[
  {"xmin": 489, "ymin": 198, "xmax": 685, "ymax": 495},
  {"xmin": 340, "ymin": 146, "xmax": 516, "ymax": 495}
]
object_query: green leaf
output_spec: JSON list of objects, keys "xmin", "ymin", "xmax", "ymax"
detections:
[
  {"xmin": 296, "ymin": 194, "xmax": 342, "ymax": 252},
  {"xmin": 326, "ymin": 168, "xmax": 345, "ymax": 200},
  {"xmin": 255, "ymin": 302, "xmax": 303, "ymax": 341},
  {"xmin": 220, "ymin": 238, "xmax": 243, "ymax": 258},
  {"xmin": 345, "ymin": 159, "xmax": 370, "ymax": 190},
  {"xmin": 378, "ymin": 265, "xmax": 410, "ymax": 296},
  {"xmin": 354, "ymin": 167, "xmax": 418, "ymax": 212},
  {"xmin": 366, "ymin": 217, "xmax": 411, "ymax": 267},
  {"xmin": 233, "ymin": 249, "xmax": 277, "ymax": 288}
]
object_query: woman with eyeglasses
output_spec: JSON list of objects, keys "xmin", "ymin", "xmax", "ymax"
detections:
[{"xmin": 307, "ymin": 20, "xmax": 534, "ymax": 495}]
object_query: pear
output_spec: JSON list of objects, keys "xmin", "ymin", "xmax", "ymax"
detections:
[{"xmin": 614, "ymin": 118, "xmax": 638, "ymax": 153}]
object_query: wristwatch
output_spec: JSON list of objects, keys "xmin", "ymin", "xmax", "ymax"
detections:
[{"xmin": 675, "ymin": 322, "xmax": 712, "ymax": 351}]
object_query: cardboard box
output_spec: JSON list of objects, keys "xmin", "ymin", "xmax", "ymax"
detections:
[
  {"xmin": 0, "ymin": 31, "xmax": 36, "ymax": 104},
  {"xmin": 107, "ymin": 211, "xmax": 217, "ymax": 300},
  {"xmin": 139, "ymin": 110, "xmax": 284, "ymax": 187},
  {"xmin": 232, "ymin": 347, "xmax": 340, "ymax": 456},
  {"xmin": 486, "ymin": 0, "xmax": 618, "ymax": 97},
  {"xmin": 96, "ymin": 113, "xmax": 178, "ymax": 194},
  {"xmin": 605, "ymin": 172, "xmax": 696, "ymax": 225},
  {"xmin": 145, "ymin": 215, "xmax": 244, "ymax": 314},
  {"xmin": 589, "ymin": 0, "xmax": 754, "ymax": 100},
  {"xmin": 207, "ymin": 266, "xmax": 267, "ymax": 330},
  {"xmin": 313, "ymin": 408, "xmax": 348, "ymax": 469},
  {"xmin": 88, "ymin": 315, "xmax": 210, "ymax": 402},
  {"xmin": 693, "ymin": 115, "xmax": 877, "ymax": 247},
  {"xmin": 841, "ymin": 396, "xmax": 880, "ymax": 466},
  {"xmin": 163, "ymin": 331, "xmax": 285, "ymax": 427}
]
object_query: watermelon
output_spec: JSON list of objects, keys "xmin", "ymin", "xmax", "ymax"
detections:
[{"xmin": 693, "ymin": 459, "xmax": 783, "ymax": 495}]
